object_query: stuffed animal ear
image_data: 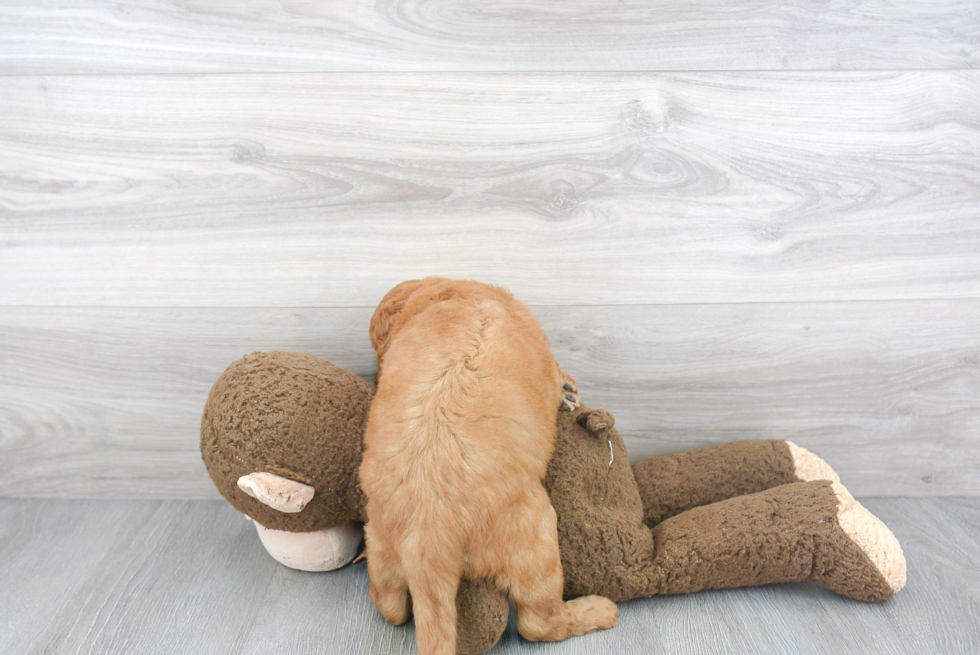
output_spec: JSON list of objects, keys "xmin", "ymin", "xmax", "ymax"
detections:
[
  {"xmin": 577, "ymin": 409, "xmax": 615, "ymax": 434},
  {"xmin": 237, "ymin": 472, "xmax": 315, "ymax": 513}
]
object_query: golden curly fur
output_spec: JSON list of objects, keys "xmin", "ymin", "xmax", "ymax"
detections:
[{"xmin": 360, "ymin": 278, "xmax": 617, "ymax": 655}]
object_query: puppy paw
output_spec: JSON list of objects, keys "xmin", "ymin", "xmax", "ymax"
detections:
[
  {"xmin": 560, "ymin": 369, "xmax": 581, "ymax": 412},
  {"xmin": 566, "ymin": 595, "xmax": 618, "ymax": 633}
]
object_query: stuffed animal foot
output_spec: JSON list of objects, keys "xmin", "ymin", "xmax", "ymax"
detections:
[
  {"xmin": 812, "ymin": 482, "xmax": 906, "ymax": 601},
  {"xmin": 786, "ymin": 441, "xmax": 840, "ymax": 484},
  {"xmin": 560, "ymin": 369, "xmax": 581, "ymax": 411},
  {"xmin": 640, "ymin": 480, "xmax": 906, "ymax": 602},
  {"xmin": 250, "ymin": 520, "xmax": 362, "ymax": 572}
]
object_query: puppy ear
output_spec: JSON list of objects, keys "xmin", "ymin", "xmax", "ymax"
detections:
[{"xmin": 369, "ymin": 279, "xmax": 424, "ymax": 376}]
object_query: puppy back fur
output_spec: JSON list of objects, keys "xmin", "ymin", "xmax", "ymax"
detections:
[{"xmin": 360, "ymin": 278, "xmax": 617, "ymax": 655}]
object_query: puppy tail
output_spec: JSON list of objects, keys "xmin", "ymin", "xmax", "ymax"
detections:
[{"xmin": 404, "ymin": 547, "xmax": 462, "ymax": 655}]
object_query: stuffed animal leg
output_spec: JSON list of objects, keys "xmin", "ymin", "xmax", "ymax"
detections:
[
  {"xmin": 625, "ymin": 440, "xmax": 905, "ymax": 601},
  {"xmin": 632, "ymin": 439, "xmax": 840, "ymax": 525},
  {"xmin": 643, "ymin": 479, "xmax": 906, "ymax": 601},
  {"xmin": 550, "ymin": 408, "xmax": 906, "ymax": 605}
]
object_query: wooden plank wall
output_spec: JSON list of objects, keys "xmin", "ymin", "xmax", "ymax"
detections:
[{"xmin": 1, "ymin": 1, "xmax": 977, "ymax": 498}]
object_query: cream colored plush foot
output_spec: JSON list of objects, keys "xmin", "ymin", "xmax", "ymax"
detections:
[
  {"xmin": 251, "ymin": 520, "xmax": 362, "ymax": 572},
  {"xmin": 832, "ymin": 482, "xmax": 907, "ymax": 594},
  {"xmin": 786, "ymin": 441, "xmax": 840, "ymax": 483}
]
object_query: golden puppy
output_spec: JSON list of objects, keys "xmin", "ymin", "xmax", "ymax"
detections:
[{"xmin": 359, "ymin": 278, "xmax": 617, "ymax": 655}]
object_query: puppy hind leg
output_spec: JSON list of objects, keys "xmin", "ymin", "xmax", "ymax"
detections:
[
  {"xmin": 500, "ymin": 491, "xmax": 618, "ymax": 641},
  {"xmin": 364, "ymin": 523, "xmax": 412, "ymax": 625},
  {"xmin": 403, "ymin": 548, "xmax": 463, "ymax": 655}
]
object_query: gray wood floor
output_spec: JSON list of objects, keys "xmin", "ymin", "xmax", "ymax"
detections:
[{"xmin": 1, "ymin": 497, "xmax": 977, "ymax": 655}]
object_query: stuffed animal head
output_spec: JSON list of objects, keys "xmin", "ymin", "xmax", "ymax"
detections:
[{"xmin": 201, "ymin": 351, "xmax": 373, "ymax": 532}]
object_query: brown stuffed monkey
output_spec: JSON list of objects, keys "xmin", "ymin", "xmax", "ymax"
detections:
[{"xmin": 201, "ymin": 352, "xmax": 906, "ymax": 655}]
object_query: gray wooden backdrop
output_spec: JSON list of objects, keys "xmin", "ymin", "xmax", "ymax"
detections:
[{"xmin": 1, "ymin": 1, "xmax": 977, "ymax": 499}]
